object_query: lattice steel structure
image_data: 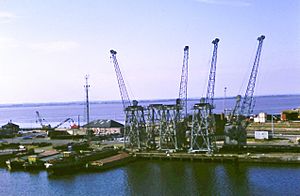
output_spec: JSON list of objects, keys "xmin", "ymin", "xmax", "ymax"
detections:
[
  {"xmin": 110, "ymin": 50, "xmax": 146, "ymax": 150},
  {"xmin": 145, "ymin": 104, "xmax": 163, "ymax": 149},
  {"xmin": 110, "ymin": 50, "xmax": 131, "ymax": 111},
  {"xmin": 178, "ymin": 46, "xmax": 189, "ymax": 119},
  {"xmin": 189, "ymin": 38, "xmax": 219, "ymax": 153},
  {"xmin": 189, "ymin": 100, "xmax": 214, "ymax": 152},
  {"xmin": 241, "ymin": 35, "xmax": 265, "ymax": 117},
  {"xmin": 158, "ymin": 104, "xmax": 180, "ymax": 151},
  {"xmin": 124, "ymin": 100, "xmax": 146, "ymax": 150},
  {"xmin": 224, "ymin": 35, "xmax": 265, "ymax": 146}
]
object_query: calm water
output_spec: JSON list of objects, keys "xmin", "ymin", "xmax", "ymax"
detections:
[
  {"xmin": 0, "ymin": 161, "xmax": 300, "ymax": 196},
  {"xmin": 0, "ymin": 95, "xmax": 300, "ymax": 195}
]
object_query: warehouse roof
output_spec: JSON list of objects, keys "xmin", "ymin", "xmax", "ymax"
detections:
[{"xmin": 83, "ymin": 119, "xmax": 124, "ymax": 128}]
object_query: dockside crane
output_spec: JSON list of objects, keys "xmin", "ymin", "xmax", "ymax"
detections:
[
  {"xmin": 241, "ymin": 35, "xmax": 265, "ymax": 117},
  {"xmin": 225, "ymin": 35, "xmax": 265, "ymax": 146},
  {"xmin": 206, "ymin": 38, "xmax": 219, "ymax": 109},
  {"xmin": 178, "ymin": 46, "xmax": 189, "ymax": 119},
  {"xmin": 35, "ymin": 111, "xmax": 51, "ymax": 129},
  {"xmin": 53, "ymin": 118, "xmax": 77, "ymax": 129},
  {"xmin": 110, "ymin": 50, "xmax": 146, "ymax": 150},
  {"xmin": 110, "ymin": 50, "xmax": 132, "ymax": 111},
  {"xmin": 190, "ymin": 38, "xmax": 220, "ymax": 153}
]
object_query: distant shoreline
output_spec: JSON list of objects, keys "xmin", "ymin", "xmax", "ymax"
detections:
[{"xmin": 0, "ymin": 94, "xmax": 299, "ymax": 108}]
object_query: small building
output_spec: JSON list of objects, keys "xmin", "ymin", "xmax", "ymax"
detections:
[
  {"xmin": 254, "ymin": 130, "xmax": 271, "ymax": 140},
  {"xmin": 254, "ymin": 112, "xmax": 267, "ymax": 123},
  {"xmin": 83, "ymin": 119, "xmax": 124, "ymax": 136},
  {"xmin": 281, "ymin": 108, "xmax": 300, "ymax": 121},
  {"xmin": 0, "ymin": 122, "xmax": 20, "ymax": 135}
]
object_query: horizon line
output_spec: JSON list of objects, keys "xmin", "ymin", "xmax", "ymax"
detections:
[{"xmin": 0, "ymin": 93, "xmax": 299, "ymax": 107}]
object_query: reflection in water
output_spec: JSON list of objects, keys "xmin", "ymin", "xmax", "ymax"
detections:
[
  {"xmin": 1, "ymin": 162, "xmax": 300, "ymax": 195},
  {"xmin": 125, "ymin": 160, "xmax": 300, "ymax": 196},
  {"xmin": 125, "ymin": 160, "xmax": 251, "ymax": 195}
]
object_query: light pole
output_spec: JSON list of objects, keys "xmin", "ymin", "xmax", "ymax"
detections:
[
  {"xmin": 271, "ymin": 114, "xmax": 275, "ymax": 137},
  {"xmin": 223, "ymin": 87, "xmax": 227, "ymax": 114},
  {"xmin": 84, "ymin": 75, "xmax": 90, "ymax": 124}
]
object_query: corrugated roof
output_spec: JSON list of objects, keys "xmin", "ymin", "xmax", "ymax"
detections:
[{"xmin": 83, "ymin": 119, "xmax": 124, "ymax": 128}]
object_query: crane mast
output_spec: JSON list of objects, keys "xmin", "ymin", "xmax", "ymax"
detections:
[
  {"xmin": 240, "ymin": 35, "xmax": 265, "ymax": 116},
  {"xmin": 110, "ymin": 50, "xmax": 131, "ymax": 111},
  {"xmin": 178, "ymin": 46, "xmax": 189, "ymax": 118},
  {"xmin": 206, "ymin": 38, "xmax": 219, "ymax": 108}
]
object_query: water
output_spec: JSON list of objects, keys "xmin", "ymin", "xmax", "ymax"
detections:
[
  {"xmin": 0, "ymin": 161, "xmax": 299, "ymax": 196},
  {"xmin": 0, "ymin": 95, "xmax": 300, "ymax": 195},
  {"xmin": 0, "ymin": 94, "xmax": 299, "ymax": 128}
]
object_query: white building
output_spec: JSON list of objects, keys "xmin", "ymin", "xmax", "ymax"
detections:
[{"xmin": 254, "ymin": 112, "xmax": 267, "ymax": 123}]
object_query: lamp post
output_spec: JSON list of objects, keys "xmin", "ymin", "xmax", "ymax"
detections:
[{"xmin": 271, "ymin": 115, "xmax": 275, "ymax": 137}]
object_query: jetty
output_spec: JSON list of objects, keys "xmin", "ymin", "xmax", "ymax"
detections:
[{"xmin": 135, "ymin": 151, "xmax": 300, "ymax": 164}]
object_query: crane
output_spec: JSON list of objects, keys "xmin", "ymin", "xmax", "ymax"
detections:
[
  {"xmin": 110, "ymin": 50, "xmax": 131, "ymax": 111},
  {"xmin": 225, "ymin": 35, "xmax": 265, "ymax": 146},
  {"xmin": 35, "ymin": 111, "xmax": 51, "ymax": 129},
  {"xmin": 240, "ymin": 35, "xmax": 265, "ymax": 116},
  {"xmin": 178, "ymin": 46, "xmax": 189, "ymax": 118},
  {"xmin": 206, "ymin": 38, "xmax": 219, "ymax": 108},
  {"xmin": 189, "ymin": 38, "xmax": 220, "ymax": 153},
  {"xmin": 110, "ymin": 50, "xmax": 146, "ymax": 150},
  {"xmin": 53, "ymin": 118, "xmax": 77, "ymax": 129}
]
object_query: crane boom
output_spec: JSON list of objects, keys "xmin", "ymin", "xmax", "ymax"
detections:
[
  {"xmin": 110, "ymin": 50, "xmax": 131, "ymax": 111},
  {"xmin": 206, "ymin": 38, "xmax": 219, "ymax": 108},
  {"xmin": 35, "ymin": 111, "xmax": 51, "ymax": 129},
  {"xmin": 240, "ymin": 35, "xmax": 265, "ymax": 116},
  {"xmin": 224, "ymin": 35, "xmax": 265, "ymax": 146},
  {"xmin": 53, "ymin": 118, "xmax": 75, "ymax": 129},
  {"xmin": 36, "ymin": 111, "xmax": 44, "ymax": 127},
  {"xmin": 178, "ymin": 46, "xmax": 189, "ymax": 117}
]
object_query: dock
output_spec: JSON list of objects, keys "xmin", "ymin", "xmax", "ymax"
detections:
[{"xmin": 135, "ymin": 152, "xmax": 300, "ymax": 164}]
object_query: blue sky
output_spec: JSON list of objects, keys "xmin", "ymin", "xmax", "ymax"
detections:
[{"xmin": 0, "ymin": 0, "xmax": 299, "ymax": 104}]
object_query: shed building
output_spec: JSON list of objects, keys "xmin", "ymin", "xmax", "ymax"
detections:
[
  {"xmin": 281, "ymin": 109, "xmax": 300, "ymax": 121},
  {"xmin": 83, "ymin": 119, "xmax": 124, "ymax": 136}
]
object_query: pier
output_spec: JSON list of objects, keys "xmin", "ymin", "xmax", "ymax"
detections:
[{"xmin": 135, "ymin": 151, "xmax": 300, "ymax": 165}]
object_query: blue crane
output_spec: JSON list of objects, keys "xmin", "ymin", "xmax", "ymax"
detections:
[
  {"xmin": 240, "ymin": 35, "xmax": 265, "ymax": 116},
  {"xmin": 225, "ymin": 35, "xmax": 265, "ymax": 146},
  {"xmin": 178, "ymin": 46, "xmax": 189, "ymax": 118},
  {"xmin": 110, "ymin": 50, "xmax": 132, "ymax": 111},
  {"xmin": 206, "ymin": 38, "xmax": 220, "ymax": 110}
]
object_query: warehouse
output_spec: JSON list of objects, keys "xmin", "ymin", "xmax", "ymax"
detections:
[{"xmin": 83, "ymin": 119, "xmax": 124, "ymax": 136}]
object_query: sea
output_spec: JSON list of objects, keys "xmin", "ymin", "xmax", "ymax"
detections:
[{"xmin": 0, "ymin": 94, "xmax": 300, "ymax": 196}]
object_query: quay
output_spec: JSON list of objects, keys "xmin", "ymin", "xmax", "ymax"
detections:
[{"xmin": 135, "ymin": 151, "xmax": 300, "ymax": 165}]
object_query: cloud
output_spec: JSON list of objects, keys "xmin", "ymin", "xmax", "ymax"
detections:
[
  {"xmin": 0, "ymin": 37, "xmax": 20, "ymax": 48},
  {"xmin": 29, "ymin": 41, "xmax": 80, "ymax": 53},
  {"xmin": 194, "ymin": 0, "xmax": 251, "ymax": 7},
  {"xmin": 0, "ymin": 11, "xmax": 16, "ymax": 23}
]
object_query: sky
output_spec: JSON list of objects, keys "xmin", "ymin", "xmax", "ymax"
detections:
[{"xmin": 0, "ymin": 0, "xmax": 299, "ymax": 104}]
